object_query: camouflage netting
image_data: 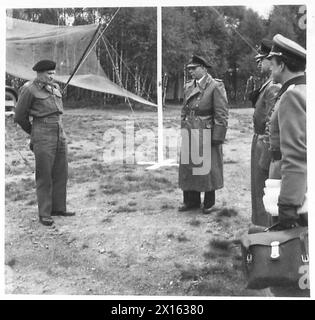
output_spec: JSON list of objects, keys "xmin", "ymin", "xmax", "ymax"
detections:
[{"xmin": 6, "ymin": 17, "xmax": 156, "ymax": 107}]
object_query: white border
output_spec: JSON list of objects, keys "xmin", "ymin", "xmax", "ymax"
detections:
[{"xmin": 1, "ymin": 0, "xmax": 314, "ymax": 301}]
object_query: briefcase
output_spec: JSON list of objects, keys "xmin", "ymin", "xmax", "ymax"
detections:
[{"xmin": 240, "ymin": 226, "xmax": 309, "ymax": 290}]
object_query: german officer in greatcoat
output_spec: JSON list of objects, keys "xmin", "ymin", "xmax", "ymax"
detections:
[
  {"xmin": 250, "ymin": 39, "xmax": 281, "ymax": 226},
  {"xmin": 266, "ymin": 35, "xmax": 308, "ymax": 297},
  {"xmin": 178, "ymin": 55, "xmax": 229, "ymax": 214},
  {"xmin": 266, "ymin": 34, "xmax": 307, "ymax": 229},
  {"xmin": 14, "ymin": 60, "xmax": 75, "ymax": 226}
]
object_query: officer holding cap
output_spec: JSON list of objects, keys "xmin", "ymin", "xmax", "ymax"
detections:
[
  {"xmin": 250, "ymin": 39, "xmax": 281, "ymax": 227},
  {"xmin": 178, "ymin": 54, "xmax": 229, "ymax": 214},
  {"xmin": 14, "ymin": 59, "xmax": 75, "ymax": 226},
  {"xmin": 266, "ymin": 34, "xmax": 307, "ymax": 229}
]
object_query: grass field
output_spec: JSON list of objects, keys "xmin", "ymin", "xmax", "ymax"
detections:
[{"xmin": 5, "ymin": 104, "xmax": 272, "ymax": 296}]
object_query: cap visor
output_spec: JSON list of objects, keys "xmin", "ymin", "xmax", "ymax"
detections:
[
  {"xmin": 186, "ymin": 63, "xmax": 200, "ymax": 68},
  {"xmin": 266, "ymin": 51, "xmax": 283, "ymax": 60},
  {"xmin": 255, "ymin": 53, "xmax": 266, "ymax": 60}
]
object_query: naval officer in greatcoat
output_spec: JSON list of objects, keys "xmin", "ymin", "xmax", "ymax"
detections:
[
  {"xmin": 266, "ymin": 35, "xmax": 308, "ymax": 297},
  {"xmin": 266, "ymin": 34, "xmax": 307, "ymax": 229},
  {"xmin": 250, "ymin": 39, "xmax": 281, "ymax": 227}
]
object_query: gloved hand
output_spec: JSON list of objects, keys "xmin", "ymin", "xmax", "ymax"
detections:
[{"xmin": 278, "ymin": 203, "xmax": 299, "ymax": 229}]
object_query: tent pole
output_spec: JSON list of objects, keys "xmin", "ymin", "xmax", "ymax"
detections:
[
  {"xmin": 62, "ymin": 23, "xmax": 102, "ymax": 94},
  {"xmin": 62, "ymin": 8, "xmax": 121, "ymax": 94}
]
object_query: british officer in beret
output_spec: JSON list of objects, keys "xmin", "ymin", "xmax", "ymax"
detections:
[
  {"xmin": 266, "ymin": 34, "xmax": 307, "ymax": 229},
  {"xmin": 14, "ymin": 59, "xmax": 75, "ymax": 226},
  {"xmin": 178, "ymin": 55, "xmax": 229, "ymax": 214},
  {"xmin": 250, "ymin": 39, "xmax": 281, "ymax": 227}
]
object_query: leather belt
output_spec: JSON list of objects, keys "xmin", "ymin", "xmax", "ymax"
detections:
[
  {"xmin": 271, "ymin": 150, "xmax": 282, "ymax": 161},
  {"xmin": 185, "ymin": 109, "xmax": 210, "ymax": 117},
  {"xmin": 33, "ymin": 114, "xmax": 61, "ymax": 123}
]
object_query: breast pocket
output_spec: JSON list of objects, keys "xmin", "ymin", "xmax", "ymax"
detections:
[
  {"xmin": 34, "ymin": 94, "xmax": 58, "ymax": 114},
  {"xmin": 33, "ymin": 90, "xmax": 50, "ymax": 99}
]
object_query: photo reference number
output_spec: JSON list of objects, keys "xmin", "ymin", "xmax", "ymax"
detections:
[{"xmin": 111, "ymin": 304, "xmax": 204, "ymax": 317}]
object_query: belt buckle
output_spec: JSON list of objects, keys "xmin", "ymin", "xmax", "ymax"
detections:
[
  {"xmin": 270, "ymin": 241, "xmax": 280, "ymax": 260},
  {"xmin": 44, "ymin": 117, "xmax": 60, "ymax": 124},
  {"xmin": 302, "ymin": 254, "xmax": 309, "ymax": 263},
  {"xmin": 246, "ymin": 253, "xmax": 252, "ymax": 264}
]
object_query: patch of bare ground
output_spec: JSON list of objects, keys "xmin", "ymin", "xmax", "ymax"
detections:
[{"xmin": 5, "ymin": 106, "xmax": 268, "ymax": 296}]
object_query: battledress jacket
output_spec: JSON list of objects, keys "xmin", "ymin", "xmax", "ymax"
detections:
[{"xmin": 14, "ymin": 80, "xmax": 63, "ymax": 134}]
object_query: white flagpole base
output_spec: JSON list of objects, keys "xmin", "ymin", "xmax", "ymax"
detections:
[{"xmin": 138, "ymin": 159, "xmax": 178, "ymax": 170}]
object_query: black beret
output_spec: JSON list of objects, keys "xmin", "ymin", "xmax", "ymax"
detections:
[
  {"xmin": 255, "ymin": 39, "xmax": 273, "ymax": 61},
  {"xmin": 32, "ymin": 60, "xmax": 56, "ymax": 72},
  {"xmin": 267, "ymin": 34, "xmax": 306, "ymax": 62},
  {"xmin": 186, "ymin": 55, "xmax": 211, "ymax": 68}
]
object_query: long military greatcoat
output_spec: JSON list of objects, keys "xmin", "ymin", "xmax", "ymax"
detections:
[
  {"xmin": 251, "ymin": 79, "xmax": 280, "ymax": 226},
  {"xmin": 178, "ymin": 73, "xmax": 228, "ymax": 192},
  {"xmin": 269, "ymin": 75, "xmax": 307, "ymax": 208}
]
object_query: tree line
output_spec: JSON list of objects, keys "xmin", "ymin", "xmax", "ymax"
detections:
[{"xmin": 6, "ymin": 6, "xmax": 306, "ymax": 107}]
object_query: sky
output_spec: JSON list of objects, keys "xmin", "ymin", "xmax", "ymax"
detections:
[{"xmin": 247, "ymin": 4, "xmax": 274, "ymax": 18}]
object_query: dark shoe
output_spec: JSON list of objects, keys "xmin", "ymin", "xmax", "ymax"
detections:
[
  {"xmin": 178, "ymin": 204, "xmax": 200, "ymax": 212},
  {"xmin": 269, "ymin": 221, "xmax": 300, "ymax": 231},
  {"xmin": 248, "ymin": 224, "xmax": 268, "ymax": 234},
  {"xmin": 202, "ymin": 205, "xmax": 221, "ymax": 215},
  {"xmin": 39, "ymin": 216, "xmax": 54, "ymax": 226},
  {"xmin": 51, "ymin": 211, "xmax": 76, "ymax": 217}
]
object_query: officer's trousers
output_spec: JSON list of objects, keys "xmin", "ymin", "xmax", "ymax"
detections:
[
  {"xmin": 31, "ymin": 117, "xmax": 68, "ymax": 217},
  {"xmin": 251, "ymin": 134, "xmax": 271, "ymax": 227},
  {"xmin": 183, "ymin": 190, "xmax": 215, "ymax": 208}
]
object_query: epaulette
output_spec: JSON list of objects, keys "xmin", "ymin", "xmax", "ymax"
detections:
[
  {"xmin": 23, "ymin": 80, "xmax": 33, "ymax": 88},
  {"xmin": 19, "ymin": 80, "xmax": 33, "ymax": 93},
  {"xmin": 214, "ymin": 78, "xmax": 223, "ymax": 82}
]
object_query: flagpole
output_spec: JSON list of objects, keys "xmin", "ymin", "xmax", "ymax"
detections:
[
  {"xmin": 157, "ymin": 5, "xmax": 163, "ymax": 163},
  {"xmin": 139, "ymin": 6, "xmax": 177, "ymax": 170}
]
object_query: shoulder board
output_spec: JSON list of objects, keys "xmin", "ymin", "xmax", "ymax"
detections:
[
  {"xmin": 214, "ymin": 78, "xmax": 223, "ymax": 82},
  {"xmin": 185, "ymin": 79, "xmax": 194, "ymax": 84},
  {"xmin": 19, "ymin": 80, "xmax": 33, "ymax": 93},
  {"xmin": 23, "ymin": 80, "xmax": 33, "ymax": 88}
]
